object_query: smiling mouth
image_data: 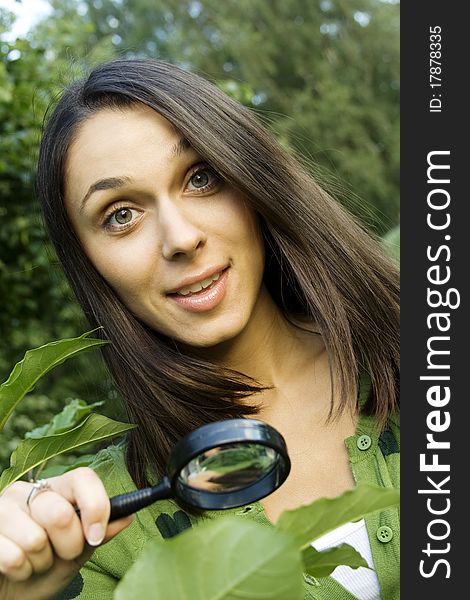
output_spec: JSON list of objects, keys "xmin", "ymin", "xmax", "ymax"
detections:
[
  {"xmin": 174, "ymin": 270, "xmax": 224, "ymax": 296},
  {"xmin": 167, "ymin": 267, "xmax": 230, "ymax": 312},
  {"xmin": 168, "ymin": 267, "xmax": 229, "ymax": 297}
]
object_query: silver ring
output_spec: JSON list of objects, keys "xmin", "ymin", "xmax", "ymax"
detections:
[{"xmin": 26, "ymin": 479, "xmax": 51, "ymax": 512}]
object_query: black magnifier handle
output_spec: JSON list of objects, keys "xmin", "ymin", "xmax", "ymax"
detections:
[
  {"xmin": 108, "ymin": 484, "xmax": 171, "ymax": 521},
  {"xmin": 75, "ymin": 477, "xmax": 172, "ymax": 523}
]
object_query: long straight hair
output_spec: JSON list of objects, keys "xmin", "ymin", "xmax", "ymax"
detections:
[{"xmin": 36, "ymin": 58, "xmax": 399, "ymax": 488}]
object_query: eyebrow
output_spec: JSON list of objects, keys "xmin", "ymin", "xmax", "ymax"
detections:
[
  {"xmin": 78, "ymin": 176, "xmax": 131, "ymax": 213},
  {"xmin": 78, "ymin": 136, "xmax": 192, "ymax": 213},
  {"xmin": 172, "ymin": 136, "xmax": 191, "ymax": 157}
]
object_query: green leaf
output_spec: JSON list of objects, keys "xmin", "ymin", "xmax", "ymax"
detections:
[
  {"xmin": 25, "ymin": 399, "xmax": 104, "ymax": 438},
  {"xmin": 0, "ymin": 414, "xmax": 135, "ymax": 493},
  {"xmin": 277, "ymin": 484, "xmax": 399, "ymax": 549},
  {"xmin": 0, "ymin": 329, "xmax": 108, "ymax": 430},
  {"xmin": 38, "ymin": 453, "xmax": 97, "ymax": 478},
  {"xmin": 114, "ymin": 517, "xmax": 304, "ymax": 600},
  {"xmin": 302, "ymin": 544, "xmax": 369, "ymax": 578}
]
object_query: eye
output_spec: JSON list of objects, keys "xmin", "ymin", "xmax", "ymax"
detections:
[
  {"xmin": 185, "ymin": 164, "xmax": 220, "ymax": 193},
  {"xmin": 103, "ymin": 206, "xmax": 141, "ymax": 231}
]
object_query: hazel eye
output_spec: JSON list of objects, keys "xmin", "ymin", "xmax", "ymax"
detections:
[
  {"xmin": 191, "ymin": 171, "xmax": 210, "ymax": 189},
  {"xmin": 114, "ymin": 208, "xmax": 133, "ymax": 224},
  {"xmin": 186, "ymin": 165, "xmax": 219, "ymax": 193},
  {"xmin": 103, "ymin": 206, "xmax": 141, "ymax": 231}
]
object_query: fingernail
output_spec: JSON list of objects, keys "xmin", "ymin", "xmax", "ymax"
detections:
[{"xmin": 87, "ymin": 523, "xmax": 105, "ymax": 546}]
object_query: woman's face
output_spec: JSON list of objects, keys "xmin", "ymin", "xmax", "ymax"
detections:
[{"xmin": 64, "ymin": 104, "xmax": 266, "ymax": 348}]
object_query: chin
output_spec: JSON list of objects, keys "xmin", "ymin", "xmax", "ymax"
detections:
[
  {"xmin": 180, "ymin": 330, "xmax": 239, "ymax": 349},
  {"xmin": 176, "ymin": 315, "xmax": 249, "ymax": 350}
]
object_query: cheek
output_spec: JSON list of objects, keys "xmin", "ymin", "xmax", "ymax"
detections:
[
  {"xmin": 235, "ymin": 206, "xmax": 265, "ymax": 270},
  {"xmin": 213, "ymin": 194, "xmax": 264, "ymax": 258},
  {"xmin": 81, "ymin": 234, "xmax": 157, "ymax": 304}
]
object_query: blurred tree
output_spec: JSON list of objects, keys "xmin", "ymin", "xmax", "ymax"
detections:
[{"xmin": 0, "ymin": 4, "xmax": 122, "ymax": 469}]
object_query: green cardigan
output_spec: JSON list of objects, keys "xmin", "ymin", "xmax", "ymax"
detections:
[{"xmin": 56, "ymin": 383, "xmax": 400, "ymax": 600}]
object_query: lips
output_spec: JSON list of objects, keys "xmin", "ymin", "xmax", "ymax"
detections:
[
  {"xmin": 167, "ymin": 267, "xmax": 230, "ymax": 312},
  {"xmin": 166, "ymin": 265, "xmax": 229, "ymax": 296},
  {"xmin": 174, "ymin": 270, "xmax": 223, "ymax": 296}
]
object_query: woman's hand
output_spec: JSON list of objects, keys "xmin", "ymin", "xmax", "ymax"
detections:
[{"xmin": 0, "ymin": 468, "xmax": 133, "ymax": 600}]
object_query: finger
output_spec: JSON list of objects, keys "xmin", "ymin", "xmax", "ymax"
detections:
[
  {"xmin": 46, "ymin": 468, "xmax": 111, "ymax": 547},
  {"xmin": 6, "ymin": 544, "xmax": 97, "ymax": 600},
  {"xmin": 0, "ymin": 480, "xmax": 32, "ymax": 504},
  {"xmin": 29, "ymin": 490, "xmax": 85, "ymax": 561},
  {"xmin": 0, "ymin": 533, "xmax": 33, "ymax": 582},
  {"xmin": 0, "ymin": 506, "xmax": 53, "ymax": 575}
]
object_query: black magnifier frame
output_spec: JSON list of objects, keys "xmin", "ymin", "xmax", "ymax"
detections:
[
  {"xmin": 167, "ymin": 418, "xmax": 291, "ymax": 510},
  {"xmin": 104, "ymin": 418, "xmax": 290, "ymax": 522}
]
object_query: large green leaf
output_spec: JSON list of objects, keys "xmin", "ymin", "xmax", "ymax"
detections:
[
  {"xmin": 277, "ymin": 484, "xmax": 399, "ymax": 549},
  {"xmin": 114, "ymin": 517, "xmax": 304, "ymax": 600},
  {"xmin": 25, "ymin": 398, "xmax": 104, "ymax": 439},
  {"xmin": 0, "ymin": 330, "xmax": 108, "ymax": 430},
  {"xmin": 0, "ymin": 414, "xmax": 135, "ymax": 492},
  {"xmin": 302, "ymin": 544, "xmax": 369, "ymax": 578},
  {"xmin": 39, "ymin": 454, "xmax": 98, "ymax": 479}
]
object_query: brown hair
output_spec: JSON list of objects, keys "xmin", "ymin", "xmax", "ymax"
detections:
[{"xmin": 36, "ymin": 58, "xmax": 399, "ymax": 488}]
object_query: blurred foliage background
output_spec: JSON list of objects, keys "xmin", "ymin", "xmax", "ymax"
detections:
[{"xmin": 0, "ymin": 0, "xmax": 399, "ymax": 469}]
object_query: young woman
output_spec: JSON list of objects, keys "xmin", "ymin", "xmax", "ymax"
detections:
[{"xmin": 0, "ymin": 58, "xmax": 399, "ymax": 600}]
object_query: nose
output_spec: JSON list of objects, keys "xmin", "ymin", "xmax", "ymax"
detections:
[{"xmin": 159, "ymin": 198, "xmax": 207, "ymax": 260}]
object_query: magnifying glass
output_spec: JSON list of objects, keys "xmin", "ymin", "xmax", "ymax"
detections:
[{"xmin": 105, "ymin": 418, "xmax": 290, "ymax": 521}]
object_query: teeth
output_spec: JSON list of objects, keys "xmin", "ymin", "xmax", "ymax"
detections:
[
  {"xmin": 189, "ymin": 282, "xmax": 204, "ymax": 293},
  {"xmin": 176, "ymin": 271, "xmax": 221, "ymax": 296}
]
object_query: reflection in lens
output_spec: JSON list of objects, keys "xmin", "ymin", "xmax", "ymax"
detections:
[{"xmin": 179, "ymin": 444, "xmax": 278, "ymax": 492}]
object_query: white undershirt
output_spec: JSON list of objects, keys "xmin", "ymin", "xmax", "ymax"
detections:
[{"xmin": 311, "ymin": 519, "xmax": 381, "ymax": 600}]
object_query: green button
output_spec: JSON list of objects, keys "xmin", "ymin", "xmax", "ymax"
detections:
[
  {"xmin": 357, "ymin": 435, "xmax": 372, "ymax": 450},
  {"xmin": 377, "ymin": 526, "xmax": 393, "ymax": 543}
]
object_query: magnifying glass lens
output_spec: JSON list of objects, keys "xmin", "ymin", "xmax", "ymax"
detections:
[{"xmin": 178, "ymin": 443, "xmax": 279, "ymax": 493}]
